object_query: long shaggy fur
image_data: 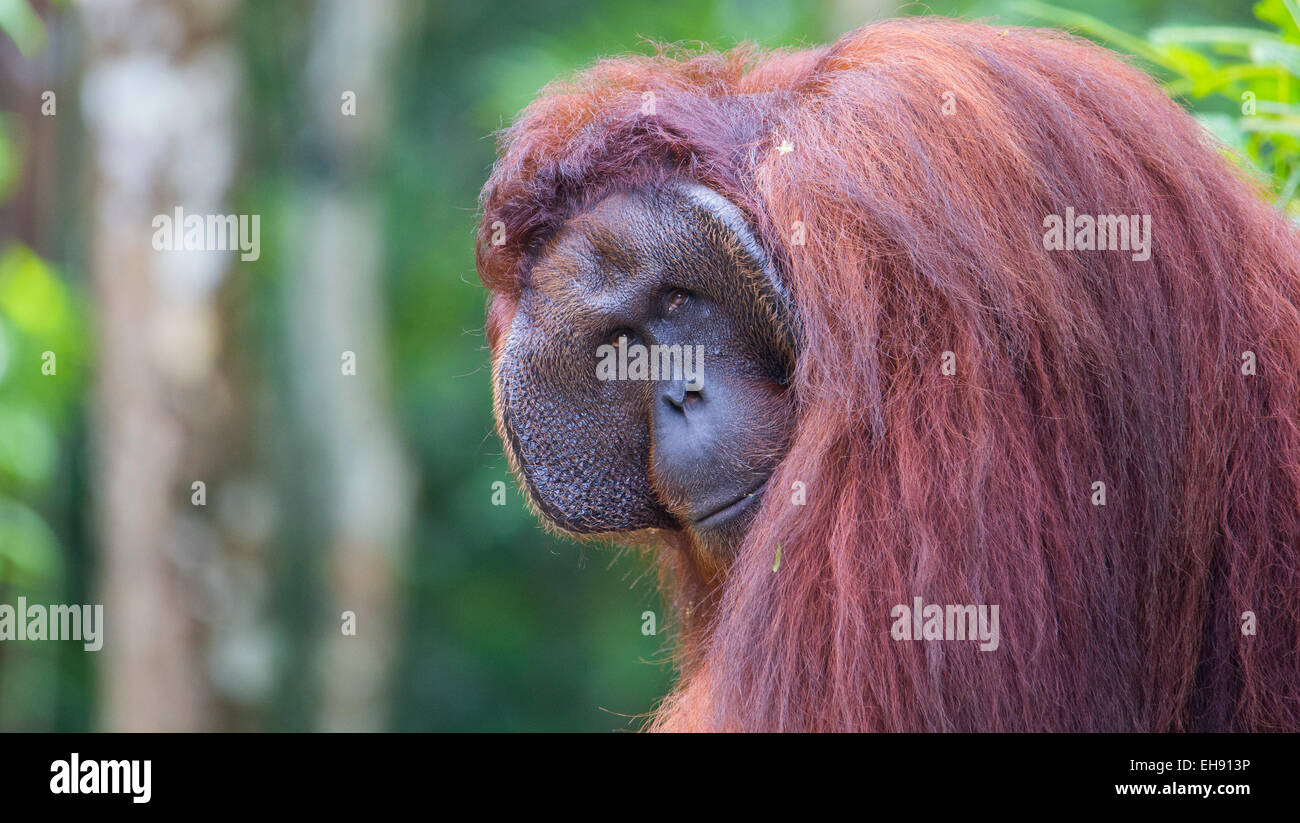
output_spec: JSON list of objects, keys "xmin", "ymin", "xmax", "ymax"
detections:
[{"xmin": 477, "ymin": 18, "xmax": 1300, "ymax": 731}]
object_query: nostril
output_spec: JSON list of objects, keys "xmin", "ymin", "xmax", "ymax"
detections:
[
  {"xmin": 662, "ymin": 383, "xmax": 702, "ymax": 412},
  {"xmin": 665, "ymin": 384, "xmax": 707, "ymax": 410},
  {"xmin": 663, "ymin": 386, "xmax": 686, "ymax": 411}
]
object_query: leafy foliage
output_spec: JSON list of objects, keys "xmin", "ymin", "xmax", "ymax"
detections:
[{"xmin": 1022, "ymin": 0, "xmax": 1300, "ymax": 213}]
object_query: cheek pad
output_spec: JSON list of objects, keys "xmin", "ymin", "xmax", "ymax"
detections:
[{"xmin": 497, "ymin": 302, "xmax": 674, "ymax": 534}]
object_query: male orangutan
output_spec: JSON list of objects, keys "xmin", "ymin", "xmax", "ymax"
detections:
[{"xmin": 475, "ymin": 18, "xmax": 1300, "ymax": 731}]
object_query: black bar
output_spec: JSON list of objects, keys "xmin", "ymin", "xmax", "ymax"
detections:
[{"xmin": 1, "ymin": 733, "xmax": 1290, "ymax": 810}]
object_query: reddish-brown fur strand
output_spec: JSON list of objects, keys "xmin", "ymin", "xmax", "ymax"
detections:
[{"xmin": 477, "ymin": 18, "xmax": 1300, "ymax": 731}]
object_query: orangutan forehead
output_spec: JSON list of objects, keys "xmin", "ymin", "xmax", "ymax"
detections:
[
  {"xmin": 528, "ymin": 207, "xmax": 650, "ymax": 303},
  {"xmin": 526, "ymin": 185, "xmax": 757, "ymax": 308}
]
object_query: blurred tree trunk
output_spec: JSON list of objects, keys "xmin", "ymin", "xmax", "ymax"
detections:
[
  {"xmin": 287, "ymin": 0, "xmax": 413, "ymax": 731},
  {"xmin": 83, "ymin": 0, "xmax": 246, "ymax": 731}
]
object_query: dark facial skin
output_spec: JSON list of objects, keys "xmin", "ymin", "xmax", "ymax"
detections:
[{"xmin": 495, "ymin": 183, "xmax": 797, "ymax": 561}]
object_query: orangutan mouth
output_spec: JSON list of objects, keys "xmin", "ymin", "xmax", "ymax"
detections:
[{"xmin": 691, "ymin": 478, "xmax": 769, "ymax": 529}]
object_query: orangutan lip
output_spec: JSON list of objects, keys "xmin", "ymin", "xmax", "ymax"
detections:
[{"xmin": 692, "ymin": 479, "xmax": 769, "ymax": 529}]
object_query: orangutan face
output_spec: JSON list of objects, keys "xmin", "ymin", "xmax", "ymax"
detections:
[{"xmin": 494, "ymin": 182, "xmax": 797, "ymax": 559}]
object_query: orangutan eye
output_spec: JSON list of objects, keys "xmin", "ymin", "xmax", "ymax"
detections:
[
  {"xmin": 664, "ymin": 289, "xmax": 690, "ymax": 313},
  {"xmin": 606, "ymin": 328, "xmax": 637, "ymax": 347}
]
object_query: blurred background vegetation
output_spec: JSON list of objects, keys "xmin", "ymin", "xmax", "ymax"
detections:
[{"xmin": 0, "ymin": 0, "xmax": 1273, "ymax": 731}]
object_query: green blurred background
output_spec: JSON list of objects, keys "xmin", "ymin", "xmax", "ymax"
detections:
[{"xmin": 0, "ymin": 0, "xmax": 1279, "ymax": 730}]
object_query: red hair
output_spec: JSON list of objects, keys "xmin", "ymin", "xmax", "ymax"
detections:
[{"xmin": 478, "ymin": 18, "xmax": 1300, "ymax": 731}]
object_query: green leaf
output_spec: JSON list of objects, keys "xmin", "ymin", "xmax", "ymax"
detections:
[
  {"xmin": 0, "ymin": 495, "xmax": 60, "ymax": 585},
  {"xmin": 1152, "ymin": 44, "xmax": 1215, "ymax": 86},
  {"xmin": 0, "ymin": 244, "xmax": 73, "ymax": 342},
  {"xmin": 1241, "ymin": 115, "xmax": 1300, "ymax": 137},
  {"xmin": 0, "ymin": 400, "xmax": 56, "ymax": 489},
  {"xmin": 1165, "ymin": 64, "xmax": 1288, "ymax": 99},
  {"xmin": 1255, "ymin": 0, "xmax": 1300, "ymax": 41},
  {"xmin": 1150, "ymin": 25, "xmax": 1291, "ymax": 51},
  {"xmin": 0, "ymin": 0, "xmax": 45, "ymax": 57},
  {"xmin": 1014, "ymin": 1, "xmax": 1180, "ymax": 71}
]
